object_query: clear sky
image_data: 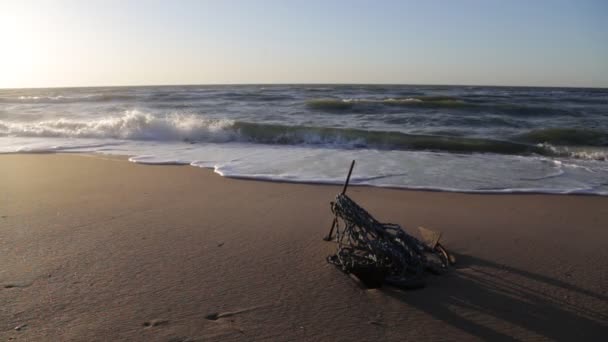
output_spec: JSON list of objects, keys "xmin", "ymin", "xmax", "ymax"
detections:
[{"xmin": 1, "ymin": 0, "xmax": 607, "ymax": 88}]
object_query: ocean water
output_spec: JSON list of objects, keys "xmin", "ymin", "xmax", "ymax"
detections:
[{"xmin": 1, "ymin": 85, "xmax": 607, "ymax": 194}]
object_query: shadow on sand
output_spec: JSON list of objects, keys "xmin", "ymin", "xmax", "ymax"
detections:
[{"xmin": 383, "ymin": 253, "xmax": 608, "ymax": 341}]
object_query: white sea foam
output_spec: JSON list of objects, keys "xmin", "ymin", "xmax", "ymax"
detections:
[
  {"xmin": 0, "ymin": 111, "xmax": 236, "ymax": 141},
  {"xmin": 2, "ymin": 136, "xmax": 606, "ymax": 195}
]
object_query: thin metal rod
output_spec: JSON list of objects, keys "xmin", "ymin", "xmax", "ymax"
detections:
[
  {"xmin": 323, "ymin": 217, "xmax": 337, "ymax": 241},
  {"xmin": 325, "ymin": 160, "xmax": 356, "ymax": 241},
  {"xmin": 341, "ymin": 160, "xmax": 356, "ymax": 195}
]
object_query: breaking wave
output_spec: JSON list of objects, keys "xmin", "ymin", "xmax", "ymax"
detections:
[
  {"xmin": 3, "ymin": 110, "xmax": 606, "ymax": 160},
  {"xmin": 0, "ymin": 111, "xmax": 236, "ymax": 142}
]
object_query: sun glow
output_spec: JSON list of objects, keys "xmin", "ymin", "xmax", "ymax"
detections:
[
  {"xmin": 0, "ymin": 5, "xmax": 42, "ymax": 88},
  {"xmin": 0, "ymin": 3, "xmax": 61, "ymax": 89}
]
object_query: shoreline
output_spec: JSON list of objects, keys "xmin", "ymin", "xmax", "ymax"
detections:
[
  {"xmin": 2, "ymin": 153, "xmax": 607, "ymax": 341},
  {"xmin": 4, "ymin": 151, "xmax": 607, "ymax": 197}
]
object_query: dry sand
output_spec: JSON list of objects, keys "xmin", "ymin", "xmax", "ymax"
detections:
[{"xmin": 1, "ymin": 153, "xmax": 607, "ymax": 341}]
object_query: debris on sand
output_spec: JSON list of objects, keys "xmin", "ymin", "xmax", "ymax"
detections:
[{"xmin": 324, "ymin": 161, "xmax": 453, "ymax": 289}]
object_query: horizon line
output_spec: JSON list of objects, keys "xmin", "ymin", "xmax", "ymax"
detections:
[{"xmin": 1, "ymin": 82, "xmax": 607, "ymax": 91}]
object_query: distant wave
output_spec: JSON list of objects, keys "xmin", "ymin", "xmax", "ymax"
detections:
[
  {"xmin": 220, "ymin": 92, "xmax": 294, "ymax": 101},
  {"xmin": 3, "ymin": 110, "xmax": 606, "ymax": 160},
  {"xmin": 306, "ymin": 97, "xmax": 579, "ymax": 116},
  {"xmin": 306, "ymin": 96, "xmax": 465, "ymax": 110},
  {"xmin": 0, "ymin": 93, "xmax": 138, "ymax": 104},
  {"xmin": 0, "ymin": 91, "xmax": 299, "ymax": 104}
]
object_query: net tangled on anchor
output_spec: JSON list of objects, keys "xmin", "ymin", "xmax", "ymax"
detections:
[{"xmin": 324, "ymin": 161, "xmax": 452, "ymax": 289}]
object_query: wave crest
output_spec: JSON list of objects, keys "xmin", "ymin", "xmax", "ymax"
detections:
[
  {"xmin": 2, "ymin": 111, "xmax": 606, "ymax": 160},
  {"xmin": 0, "ymin": 111, "xmax": 235, "ymax": 142}
]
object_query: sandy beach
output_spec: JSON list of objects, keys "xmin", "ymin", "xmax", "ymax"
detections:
[{"xmin": 1, "ymin": 153, "xmax": 607, "ymax": 341}]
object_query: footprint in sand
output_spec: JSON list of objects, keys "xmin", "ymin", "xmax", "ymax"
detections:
[
  {"xmin": 15, "ymin": 324, "xmax": 27, "ymax": 331},
  {"xmin": 205, "ymin": 313, "xmax": 221, "ymax": 321},
  {"xmin": 205, "ymin": 303, "xmax": 276, "ymax": 322},
  {"xmin": 142, "ymin": 319, "xmax": 169, "ymax": 328},
  {"xmin": 4, "ymin": 282, "xmax": 31, "ymax": 289}
]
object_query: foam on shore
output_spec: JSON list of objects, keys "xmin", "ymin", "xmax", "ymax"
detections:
[{"xmin": 2, "ymin": 136, "xmax": 607, "ymax": 195}]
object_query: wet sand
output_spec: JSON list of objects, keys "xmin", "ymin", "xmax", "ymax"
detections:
[{"xmin": 1, "ymin": 153, "xmax": 607, "ymax": 341}]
